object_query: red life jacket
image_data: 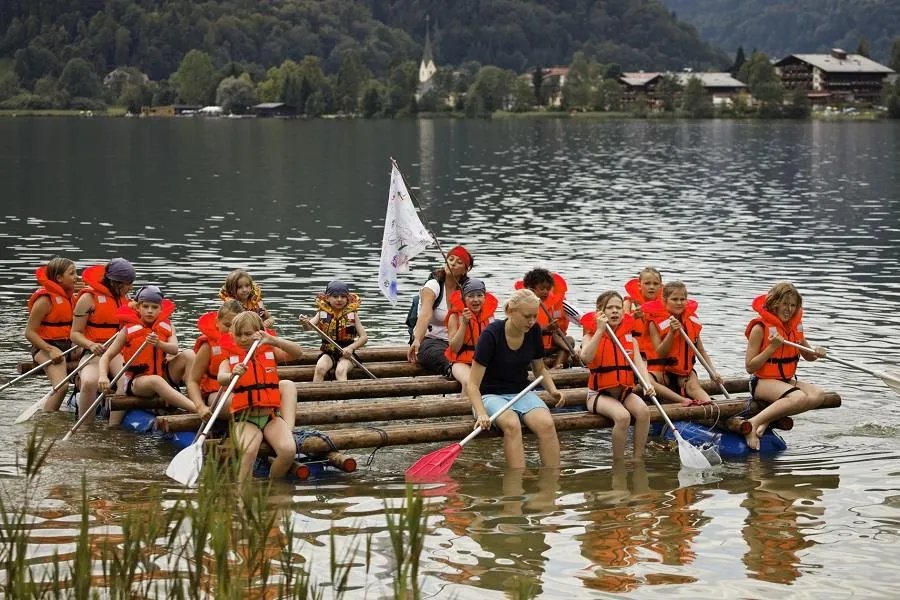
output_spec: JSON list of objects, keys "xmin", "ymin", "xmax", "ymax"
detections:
[
  {"xmin": 444, "ymin": 290, "xmax": 499, "ymax": 364},
  {"xmin": 27, "ymin": 266, "xmax": 75, "ymax": 341},
  {"xmin": 627, "ymin": 287, "xmax": 667, "ymax": 372},
  {"xmin": 581, "ymin": 312, "xmax": 637, "ymax": 391},
  {"xmin": 220, "ymin": 334, "xmax": 281, "ymax": 412},
  {"xmin": 514, "ymin": 272, "xmax": 569, "ymax": 350},
  {"xmin": 623, "ymin": 278, "xmax": 661, "ymax": 307},
  {"xmin": 744, "ymin": 294, "xmax": 803, "ymax": 381},
  {"xmin": 192, "ymin": 311, "xmax": 228, "ymax": 396},
  {"xmin": 118, "ymin": 299, "xmax": 176, "ymax": 378},
  {"xmin": 78, "ymin": 264, "xmax": 128, "ymax": 343},
  {"xmin": 646, "ymin": 299, "xmax": 702, "ymax": 376}
]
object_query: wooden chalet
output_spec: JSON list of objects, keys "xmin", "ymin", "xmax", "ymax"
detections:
[{"xmin": 775, "ymin": 49, "xmax": 895, "ymax": 104}]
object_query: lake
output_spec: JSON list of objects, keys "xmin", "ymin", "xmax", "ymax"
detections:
[{"xmin": 1, "ymin": 116, "xmax": 899, "ymax": 598}]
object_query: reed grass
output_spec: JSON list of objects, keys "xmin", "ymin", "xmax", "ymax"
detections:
[{"xmin": 0, "ymin": 429, "xmax": 436, "ymax": 599}]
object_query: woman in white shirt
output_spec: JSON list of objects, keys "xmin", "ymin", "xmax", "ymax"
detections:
[{"xmin": 406, "ymin": 245, "xmax": 473, "ymax": 375}]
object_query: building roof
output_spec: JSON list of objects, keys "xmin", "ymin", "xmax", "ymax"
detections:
[
  {"xmin": 253, "ymin": 103, "xmax": 286, "ymax": 109},
  {"xmin": 621, "ymin": 72, "xmax": 662, "ymax": 86},
  {"xmin": 674, "ymin": 72, "xmax": 747, "ymax": 88},
  {"xmin": 777, "ymin": 53, "xmax": 895, "ymax": 74},
  {"xmin": 421, "ymin": 20, "xmax": 435, "ymax": 66}
]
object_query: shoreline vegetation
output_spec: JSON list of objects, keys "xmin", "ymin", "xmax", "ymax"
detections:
[{"xmin": 0, "ymin": 430, "xmax": 451, "ymax": 600}]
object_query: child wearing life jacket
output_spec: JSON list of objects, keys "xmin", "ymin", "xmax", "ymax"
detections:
[
  {"xmin": 219, "ymin": 269, "xmax": 273, "ymax": 328},
  {"xmin": 445, "ymin": 278, "xmax": 498, "ymax": 394},
  {"xmin": 25, "ymin": 257, "xmax": 79, "ymax": 412},
  {"xmin": 580, "ymin": 291, "xmax": 651, "ymax": 460},
  {"xmin": 186, "ymin": 299, "xmax": 244, "ymax": 422},
  {"xmin": 514, "ymin": 268, "xmax": 573, "ymax": 369},
  {"xmin": 647, "ymin": 281, "xmax": 721, "ymax": 406},
  {"xmin": 623, "ymin": 267, "xmax": 693, "ymax": 406},
  {"xmin": 70, "ymin": 258, "xmax": 135, "ymax": 424},
  {"xmin": 218, "ymin": 311, "xmax": 303, "ymax": 481},
  {"xmin": 98, "ymin": 286, "xmax": 195, "ymax": 413},
  {"xmin": 743, "ymin": 282, "xmax": 826, "ymax": 450},
  {"xmin": 300, "ymin": 280, "xmax": 368, "ymax": 383}
]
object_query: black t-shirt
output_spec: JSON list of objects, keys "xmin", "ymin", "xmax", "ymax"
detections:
[{"xmin": 473, "ymin": 319, "xmax": 545, "ymax": 395}]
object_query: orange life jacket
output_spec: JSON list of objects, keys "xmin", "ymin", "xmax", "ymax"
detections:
[
  {"xmin": 625, "ymin": 284, "xmax": 667, "ymax": 372},
  {"xmin": 192, "ymin": 311, "xmax": 228, "ymax": 396},
  {"xmin": 646, "ymin": 299, "xmax": 702, "ymax": 376},
  {"xmin": 315, "ymin": 293, "xmax": 360, "ymax": 353},
  {"xmin": 444, "ymin": 290, "xmax": 499, "ymax": 364},
  {"xmin": 27, "ymin": 266, "xmax": 75, "ymax": 342},
  {"xmin": 220, "ymin": 334, "xmax": 281, "ymax": 413},
  {"xmin": 514, "ymin": 272, "xmax": 569, "ymax": 350},
  {"xmin": 118, "ymin": 299, "xmax": 176, "ymax": 378},
  {"xmin": 581, "ymin": 312, "xmax": 637, "ymax": 391},
  {"xmin": 77, "ymin": 264, "xmax": 129, "ymax": 343},
  {"xmin": 744, "ymin": 294, "xmax": 803, "ymax": 381}
]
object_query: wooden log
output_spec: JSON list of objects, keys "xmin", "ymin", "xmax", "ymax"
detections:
[
  {"xmin": 326, "ymin": 452, "xmax": 357, "ymax": 473},
  {"xmin": 197, "ymin": 393, "xmax": 841, "ymax": 455},
  {"xmin": 268, "ymin": 456, "xmax": 310, "ymax": 480},
  {"xmin": 278, "ymin": 361, "xmax": 428, "ymax": 381},
  {"xmin": 723, "ymin": 415, "xmax": 793, "ymax": 434}
]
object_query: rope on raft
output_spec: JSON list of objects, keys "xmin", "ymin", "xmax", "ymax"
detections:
[
  {"xmin": 362, "ymin": 426, "xmax": 389, "ymax": 467},
  {"xmin": 293, "ymin": 429, "xmax": 338, "ymax": 458}
]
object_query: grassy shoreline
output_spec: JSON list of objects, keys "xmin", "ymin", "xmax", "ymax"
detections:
[{"xmin": 0, "ymin": 107, "xmax": 128, "ymax": 117}]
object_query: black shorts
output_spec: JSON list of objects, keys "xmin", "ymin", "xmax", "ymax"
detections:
[
  {"xmin": 31, "ymin": 338, "xmax": 72, "ymax": 358},
  {"xmin": 749, "ymin": 376, "xmax": 801, "ymax": 400},
  {"xmin": 125, "ymin": 362, "xmax": 176, "ymax": 396}
]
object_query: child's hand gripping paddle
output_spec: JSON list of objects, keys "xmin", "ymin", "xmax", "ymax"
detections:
[
  {"xmin": 15, "ymin": 334, "xmax": 118, "ymax": 425},
  {"xmin": 166, "ymin": 340, "xmax": 261, "ymax": 487},
  {"xmin": 781, "ymin": 339, "xmax": 900, "ymax": 395},
  {"xmin": 405, "ymin": 376, "xmax": 544, "ymax": 481},
  {"xmin": 606, "ymin": 324, "xmax": 719, "ymax": 469},
  {"xmin": 61, "ymin": 338, "xmax": 151, "ymax": 442},
  {"xmin": 0, "ymin": 345, "xmax": 80, "ymax": 394},
  {"xmin": 299, "ymin": 315, "xmax": 377, "ymax": 379}
]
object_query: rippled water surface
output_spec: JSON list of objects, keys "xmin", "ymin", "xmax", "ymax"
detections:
[{"xmin": 1, "ymin": 118, "xmax": 899, "ymax": 598}]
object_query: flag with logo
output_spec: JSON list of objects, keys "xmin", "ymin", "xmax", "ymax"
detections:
[{"xmin": 378, "ymin": 164, "xmax": 434, "ymax": 305}]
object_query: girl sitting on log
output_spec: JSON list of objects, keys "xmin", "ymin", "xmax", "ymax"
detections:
[
  {"xmin": 99, "ymin": 286, "xmax": 195, "ymax": 412},
  {"xmin": 300, "ymin": 280, "xmax": 368, "ymax": 382},
  {"xmin": 743, "ymin": 282, "xmax": 826, "ymax": 450},
  {"xmin": 445, "ymin": 278, "xmax": 498, "ymax": 395},
  {"xmin": 623, "ymin": 267, "xmax": 692, "ymax": 406},
  {"xmin": 514, "ymin": 268, "xmax": 574, "ymax": 369},
  {"xmin": 187, "ymin": 299, "xmax": 243, "ymax": 421},
  {"xmin": 70, "ymin": 258, "xmax": 135, "ymax": 425},
  {"xmin": 219, "ymin": 269, "xmax": 274, "ymax": 328},
  {"xmin": 25, "ymin": 257, "xmax": 79, "ymax": 412},
  {"xmin": 219, "ymin": 311, "xmax": 303, "ymax": 481},
  {"xmin": 467, "ymin": 288, "xmax": 563, "ymax": 469},
  {"xmin": 580, "ymin": 291, "xmax": 650, "ymax": 460},
  {"xmin": 647, "ymin": 281, "xmax": 720, "ymax": 406}
]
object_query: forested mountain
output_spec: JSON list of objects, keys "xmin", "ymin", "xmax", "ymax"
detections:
[
  {"xmin": 1, "ymin": 0, "xmax": 728, "ymax": 84},
  {"xmin": 661, "ymin": 0, "xmax": 900, "ymax": 61}
]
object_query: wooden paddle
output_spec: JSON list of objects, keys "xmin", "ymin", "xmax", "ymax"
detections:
[
  {"xmin": 781, "ymin": 339, "xmax": 900, "ymax": 395},
  {"xmin": 0, "ymin": 345, "xmax": 80, "ymax": 394},
  {"xmin": 61, "ymin": 338, "xmax": 150, "ymax": 442},
  {"xmin": 166, "ymin": 340, "xmax": 261, "ymax": 486},
  {"xmin": 298, "ymin": 316, "xmax": 377, "ymax": 379},
  {"xmin": 405, "ymin": 376, "xmax": 544, "ymax": 481},
  {"xmin": 15, "ymin": 335, "xmax": 118, "ymax": 425},
  {"xmin": 539, "ymin": 301, "xmax": 584, "ymax": 367},
  {"xmin": 607, "ymin": 324, "xmax": 719, "ymax": 469}
]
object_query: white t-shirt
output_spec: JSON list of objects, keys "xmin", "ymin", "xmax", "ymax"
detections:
[{"xmin": 422, "ymin": 279, "xmax": 449, "ymax": 341}]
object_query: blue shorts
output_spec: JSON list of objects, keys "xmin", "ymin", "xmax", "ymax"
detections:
[{"xmin": 479, "ymin": 391, "xmax": 547, "ymax": 419}]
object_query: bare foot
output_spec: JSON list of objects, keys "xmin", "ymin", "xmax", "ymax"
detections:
[{"xmin": 744, "ymin": 425, "xmax": 761, "ymax": 450}]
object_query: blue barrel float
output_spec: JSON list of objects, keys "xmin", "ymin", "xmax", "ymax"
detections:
[{"xmin": 650, "ymin": 420, "xmax": 787, "ymax": 458}]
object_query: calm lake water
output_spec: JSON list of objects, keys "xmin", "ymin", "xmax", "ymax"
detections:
[{"xmin": 1, "ymin": 117, "xmax": 899, "ymax": 598}]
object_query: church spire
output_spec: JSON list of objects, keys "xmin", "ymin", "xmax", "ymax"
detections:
[{"xmin": 421, "ymin": 15, "xmax": 434, "ymax": 66}]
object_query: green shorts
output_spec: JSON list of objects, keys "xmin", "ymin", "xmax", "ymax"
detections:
[{"xmin": 237, "ymin": 409, "xmax": 280, "ymax": 431}]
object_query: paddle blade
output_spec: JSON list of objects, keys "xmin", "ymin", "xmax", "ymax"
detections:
[
  {"xmin": 166, "ymin": 443, "xmax": 204, "ymax": 487},
  {"xmin": 673, "ymin": 430, "xmax": 717, "ymax": 469},
  {"xmin": 883, "ymin": 371, "xmax": 900, "ymax": 395},
  {"xmin": 14, "ymin": 393, "xmax": 50, "ymax": 425},
  {"xmin": 405, "ymin": 443, "xmax": 463, "ymax": 481}
]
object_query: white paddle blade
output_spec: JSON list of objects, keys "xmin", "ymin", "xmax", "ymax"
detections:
[
  {"xmin": 14, "ymin": 393, "xmax": 50, "ymax": 425},
  {"xmin": 883, "ymin": 371, "xmax": 900, "ymax": 394},
  {"xmin": 166, "ymin": 443, "xmax": 204, "ymax": 487},
  {"xmin": 673, "ymin": 430, "xmax": 715, "ymax": 469}
]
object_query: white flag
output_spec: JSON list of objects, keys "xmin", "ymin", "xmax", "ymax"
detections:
[{"xmin": 378, "ymin": 165, "xmax": 434, "ymax": 305}]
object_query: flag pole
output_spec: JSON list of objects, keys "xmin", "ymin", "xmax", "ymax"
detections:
[{"xmin": 389, "ymin": 157, "xmax": 460, "ymax": 286}]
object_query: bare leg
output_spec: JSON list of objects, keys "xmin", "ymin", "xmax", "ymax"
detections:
[
  {"xmin": 650, "ymin": 371, "xmax": 692, "ymax": 405},
  {"xmin": 77, "ymin": 358, "xmax": 100, "ymax": 423},
  {"xmin": 279, "ymin": 380, "xmax": 297, "ymax": 427},
  {"xmin": 746, "ymin": 379, "xmax": 825, "ymax": 450},
  {"xmin": 587, "ymin": 392, "xmax": 633, "ymax": 460},
  {"xmin": 451, "ymin": 363, "xmax": 471, "ymax": 397},
  {"xmin": 334, "ymin": 358, "xmax": 354, "ymax": 382},
  {"xmin": 36, "ymin": 350, "xmax": 70, "ymax": 411},
  {"xmin": 130, "ymin": 375, "xmax": 195, "ymax": 412},
  {"xmin": 522, "ymin": 407, "xmax": 560, "ymax": 467},
  {"xmin": 232, "ymin": 421, "xmax": 263, "ymax": 482},
  {"xmin": 105, "ymin": 355, "xmax": 126, "ymax": 425},
  {"xmin": 164, "ymin": 350, "xmax": 195, "ymax": 385},
  {"xmin": 264, "ymin": 416, "xmax": 297, "ymax": 480},
  {"xmin": 313, "ymin": 355, "xmax": 334, "ymax": 383},
  {"xmin": 683, "ymin": 372, "xmax": 713, "ymax": 405},
  {"xmin": 494, "ymin": 411, "xmax": 526, "ymax": 469},
  {"xmin": 623, "ymin": 393, "xmax": 650, "ymax": 458}
]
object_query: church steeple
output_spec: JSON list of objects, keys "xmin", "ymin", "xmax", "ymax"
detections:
[{"xmin": 418, "ymin": 15, "xmax": 437, "ymax": 85}]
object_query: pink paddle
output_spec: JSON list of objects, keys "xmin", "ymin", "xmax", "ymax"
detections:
[{"xmin": 405, "ymin": 376, "xmax": 544, "ymax": 481}]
